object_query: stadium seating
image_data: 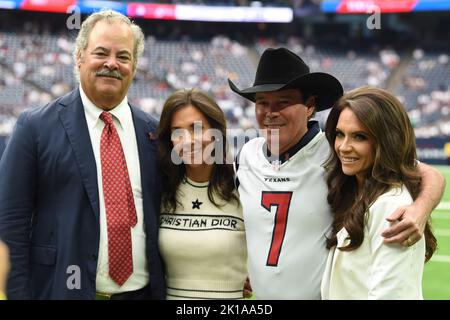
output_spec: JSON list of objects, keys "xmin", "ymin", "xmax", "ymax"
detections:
[
  {"xmin": 1, "ymin": 31, "xmax": 449, "ymax": 138},
  {"xmin": 396, "ymin": 49, "xmax": 450, "ymax": 137}
]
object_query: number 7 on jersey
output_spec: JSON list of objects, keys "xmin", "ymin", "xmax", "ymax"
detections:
[{"xmin": 261, "ymin": 191, "xmax": 293, "ymax": 267}]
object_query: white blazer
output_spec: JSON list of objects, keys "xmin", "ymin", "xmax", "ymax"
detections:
[{"xmin": 321, "ymin": 186, "xmax": 426, "ymax": 300}]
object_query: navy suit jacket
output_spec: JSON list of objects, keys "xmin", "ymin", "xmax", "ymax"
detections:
[{"xmin": 0, "ymin": 89, "xmax": 166, "ymax": 299}]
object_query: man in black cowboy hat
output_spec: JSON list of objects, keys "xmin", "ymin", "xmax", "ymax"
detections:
[{"xmin": 230, "ymin": 47, "xmax": 444, "ymax": 299}]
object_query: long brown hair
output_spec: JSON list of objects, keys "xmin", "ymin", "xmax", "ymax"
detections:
[
  {"xmin": 324, "ymin": 86, "xmax": 436, "ymax": 262},
  {"xmin": 157, "ymin": 88, "xmax": 239, "ymax": 213}
]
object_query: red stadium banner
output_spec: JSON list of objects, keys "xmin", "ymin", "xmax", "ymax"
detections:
[
  {"xmin": 337, "ymin": 0, "xmax": 419, "ymax": 13},
  {"xmin": 20, "ymin": 0, "xmax": 77, "ymax": 13},
  {"xmin": 127, "ymin": 3, "xmax": 176, "ymax": 20}
]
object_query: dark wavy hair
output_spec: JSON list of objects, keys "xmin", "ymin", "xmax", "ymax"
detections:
[
  {"xmin": 324, "ymin": 86, "xmax": 436, "ymax": 262},
  {"xmin": 157, "ymin": 88, "xmax": 239, "ymax": 213}
]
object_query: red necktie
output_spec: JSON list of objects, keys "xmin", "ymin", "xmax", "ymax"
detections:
[{"xmin": 100, "ymin": 111, "xmax": 137, "ymax": 286}]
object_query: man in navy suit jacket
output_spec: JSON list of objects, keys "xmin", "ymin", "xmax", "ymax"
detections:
[{"xmin": 0, "ymin": 10, "xmax": 166, "ymax": 299}]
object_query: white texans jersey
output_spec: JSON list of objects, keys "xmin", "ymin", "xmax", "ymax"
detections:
[{"xmin": 236, "ymin": 132, "xmax": 332, "ymax": 299}]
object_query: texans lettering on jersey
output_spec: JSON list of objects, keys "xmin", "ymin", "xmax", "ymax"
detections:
[{"xmin": 264, "ymin": 177, "xmax": 291, "ymax": 182}]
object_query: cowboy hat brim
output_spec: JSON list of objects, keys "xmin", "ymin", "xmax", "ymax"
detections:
[{"xmin": 229, "ymin": 72, "xmax": 343, "ymax": 112}]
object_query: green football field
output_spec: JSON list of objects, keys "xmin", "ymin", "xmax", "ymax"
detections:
[{"xmin": 423, "ymin": 165, "xmax": 450, "ymax": 300}]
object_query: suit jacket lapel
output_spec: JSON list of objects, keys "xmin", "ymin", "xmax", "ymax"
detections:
[
  {"xmin": 131, "ymin": 107, "xmax": 157, "ymax": 192},
  {"xmin": 131, "ymin": 107, "xmax": 158, "ymax": 227},
  {"xmin": 58, "ymin": 89, "xmax": 100, "ymax": 222}
]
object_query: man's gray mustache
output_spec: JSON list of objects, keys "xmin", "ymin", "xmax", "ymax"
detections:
[{"xmin": 96, "ymin": 69, "xmax": 123, "ymax": 80}]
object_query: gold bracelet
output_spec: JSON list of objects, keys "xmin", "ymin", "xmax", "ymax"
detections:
[{"xmin": 0, "ymin": 290, "xmax": 6, "ymax": 300}]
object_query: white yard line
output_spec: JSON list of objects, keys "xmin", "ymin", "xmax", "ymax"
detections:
[
  {"xmin": 430, "ymin": 255, "xmax": 450, "ymax": 263},
  {"xmin": 435, "ymin": 229, "xmax": 450, "ymax": 237},
  {"xmin": 436, "ymin": 202, "xmax": 450, "ymax": 210},
  {"xmin": 435, "ymin": 165, "xmax": 450, "ymax": 174},
  {"xmin": 433, "ymin": 212, "xmax": 450, "ymax": 220}
]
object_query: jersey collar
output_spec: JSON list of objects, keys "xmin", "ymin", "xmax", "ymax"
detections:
[{"xmin": 263, "ymin": 120, "xmax": 321, "ymax": 164}]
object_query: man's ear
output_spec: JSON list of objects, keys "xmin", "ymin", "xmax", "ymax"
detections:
[
  {"xmin": 76, "ymin": 50, "xmax": 83, "ymax": 68},
  {"xmin": 305, "ymin": 96, "xmax": 317, "ymax": 117}
]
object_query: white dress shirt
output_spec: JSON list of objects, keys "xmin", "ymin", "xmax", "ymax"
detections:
[
  {"xmin": 80, "ymin": 86, "xmax": 149, "ymax": 293},
  {"xmin": 321, "ymin": 186, "xmax": 425, "ymax": 300}
]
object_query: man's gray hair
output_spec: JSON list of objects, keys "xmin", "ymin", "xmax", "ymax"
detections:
[{"xmin": 73, "ymin": 9, "xmax": 145, "ymax": 82}]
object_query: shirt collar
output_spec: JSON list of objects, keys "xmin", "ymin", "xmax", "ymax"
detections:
[
  {"xmin": 264, "ymin": 120, "xmax": 321, "ymax": 164},
  {"xmin": 79, "ymin": 85, "xmax": 130, "ymax": 130}
]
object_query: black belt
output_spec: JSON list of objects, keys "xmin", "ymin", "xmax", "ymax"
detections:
[{"xmin": 96, "ymin": 285, "xmax": 149, "ymax": 300}]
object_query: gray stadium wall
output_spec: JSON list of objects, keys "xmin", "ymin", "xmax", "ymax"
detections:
[{"xmin": 416, "ymin": 137, "xmax": 450, "ymax": 165}]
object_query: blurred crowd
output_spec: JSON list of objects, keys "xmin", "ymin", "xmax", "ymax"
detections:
[
  {"xmin": 116, "ymin": 0, "xmax": 292, "ymax": 6},
  {"xmin": 0, "ymin": 30, "xmax": 449, "ymax": 138}
]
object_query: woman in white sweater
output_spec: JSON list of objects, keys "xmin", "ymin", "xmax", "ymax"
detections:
[
  {"xmin": 321, "ymin": 86, "xmax": 437, "ymax": 299},
  {"xmin": 157, "ymin": 88, "xmax": 248, "ymax": 300}
]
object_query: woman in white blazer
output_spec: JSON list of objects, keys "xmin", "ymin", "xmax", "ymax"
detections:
[{"xmin": 321, "ymin": 86, "xmax": 436, "ymax": 300}]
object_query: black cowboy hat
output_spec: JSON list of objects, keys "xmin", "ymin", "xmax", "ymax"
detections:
[{"xmin": 228, "ymin": 47, "xmax": 344, "ymax": 111}]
